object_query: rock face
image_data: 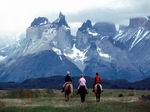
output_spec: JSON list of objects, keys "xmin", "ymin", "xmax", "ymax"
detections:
[
  {"xmin": 0, "ymin": 50, "xmax": 81, "ymax": 82},
  {"xmin": 0, "ymin": 14, "xmax": 150, "ymax": 82},
  {"xmin": 129, "ymin": 17, "xmax": 147, "ymax": 28},
  {"xmin": 114, "ymin": 17, "xmax": 150, "ymax": 80},
  {"xmin": 0, "ymin": 13, "xmax": 78, "ymax": 82},
  {"xmin": 31, "ymin": 17, "xmax": 49, "ymax": 27},
  {"xmin": 52, "ymin": 12, "xmax": 69, "ymax": 28},
  {"xmin": 78, "ymin": 20, "xmax": 92, "ymax": 32},
  {"xmin": 93, "ymin": 22, "xmax": 117, "ymax": 38}
]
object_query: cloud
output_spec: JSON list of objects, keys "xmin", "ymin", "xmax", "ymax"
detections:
[
  {"xmin": 66, "ymin": 0, "xmax": 150, "ymax": 25},
  {"xmin": 0, "ymin": 0, "xmax": 149, "ymax": 36}
]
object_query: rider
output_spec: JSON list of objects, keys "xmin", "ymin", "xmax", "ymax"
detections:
[
  {"xmin": 62, "ymin": 71, "xmax": 72, "ymax": 92},
  {"xmin": 77, "ymin": 74, "xmax": 88, "ymax": 94},
  {"xmin": 93, "ymin": 72, "xmax": 103, "ymax": 92}
]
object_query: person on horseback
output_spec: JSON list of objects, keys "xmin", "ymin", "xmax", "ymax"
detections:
[
  {"xmin": 62, "ymin": 71, "xmax": 72, "ymax": 92},
  {"xmin": 93, "ymin": 72, "xmax": 103, "ymax": 92},
  {"xmin": 77, "ymin": 74, "xmax": 88, "ymax": 94}
]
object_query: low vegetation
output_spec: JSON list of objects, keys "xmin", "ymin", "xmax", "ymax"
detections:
[{"xmin": 0, "ymin": 89, "xmax": 150, "ymax": 112}]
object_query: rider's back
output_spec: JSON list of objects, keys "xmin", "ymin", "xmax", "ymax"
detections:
[
  {"xmin": 65, "ymin": 75, "xmax": 72, "ymax": 82},
  {"xmin": 95, "ymin": 75, "xmax": 102, "ymax": 84},
  {"xmin": 79, "ymin": 77, "xmax": 86, "ymax": 86}
]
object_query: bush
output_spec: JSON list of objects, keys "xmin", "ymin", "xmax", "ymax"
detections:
[
  {"xmin": 141, "ymin": 95, "xmax": 150, "ymax": 101},
  {"xmin": 118, "ymin": 93, "xmax": 124, "ymax": 97}
]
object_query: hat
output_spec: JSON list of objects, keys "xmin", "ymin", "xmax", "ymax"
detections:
[{"xmin": 67, "ymin": 71, "xmax": 70, "ymax": 74}]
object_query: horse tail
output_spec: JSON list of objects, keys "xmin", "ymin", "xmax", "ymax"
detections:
[
  {"xmin": 97, "ymin": 84, "xmax": 101, "ymax": 93},
  {"xmin": 68, "ymin": 84, "xmax": 71, "ymax": 93}
]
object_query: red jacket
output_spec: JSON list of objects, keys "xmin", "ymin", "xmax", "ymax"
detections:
[{"xmin": 94, "ymin": 75, "xmax": 102, "ymax": 84}]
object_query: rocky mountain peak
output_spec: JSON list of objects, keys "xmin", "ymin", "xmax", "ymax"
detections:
[
  {"xmin": 129, "ymin": 17, "xmax": 147, "ymax": 28},
  {"xmin": 52, "ymin": 12, "xmax": 69, "ymax": 28},
  {"xmin": 78, "ymin": 20, "xmax": 92, "ymax": 32},
  {"xmin": 30, "ymin": 17, "xmax": 49, "ymax": 27},
  {"xmin": 93, "ymin": 22, "xmax": 116, "ymax": 37}
]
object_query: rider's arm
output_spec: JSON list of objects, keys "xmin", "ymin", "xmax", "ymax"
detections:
[{"xmin": 94, "ymin": 77, "xmax": 96, "ymax": 84}]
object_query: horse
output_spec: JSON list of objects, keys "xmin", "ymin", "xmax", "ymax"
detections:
[
  {"xmin": 94, "ymin": 84, "xmax": 102, "ymax": 102},
  {"xmin": 78, "ymin": 86, "xmax": 87, "ymax": 103},
  {"xmin": 64, "ymin": 83, "xmax": 73, "ymax": 102}
]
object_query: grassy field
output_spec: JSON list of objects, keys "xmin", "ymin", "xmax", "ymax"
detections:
[{"xmin": 0, "ymin": 89, "xmax": 150, "ymax": 112}]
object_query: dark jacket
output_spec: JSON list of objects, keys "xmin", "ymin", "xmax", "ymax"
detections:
[{"xmin": 65, "ymin": 74, "xmax": 72, "ymax": 82}]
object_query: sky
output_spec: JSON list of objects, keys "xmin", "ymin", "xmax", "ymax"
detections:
[{"xmin": 0, "ymin": 0, "xmax": 150, "ymax": 37}]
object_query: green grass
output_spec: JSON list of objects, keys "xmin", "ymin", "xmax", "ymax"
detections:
[
  {"xmin": 0, "ymin": 89, "xmax": 150, "ymax": 112},
  {"xmin": 0, "ymin": 89, "xmax": 55, "ymax": 99},
  {"xmin": 0, "ymin": 106, "xmax": 73, "ymax": 112},
  {"xmin": 0, "ymin": 101, "xmax": 150, "ymax": 112}
]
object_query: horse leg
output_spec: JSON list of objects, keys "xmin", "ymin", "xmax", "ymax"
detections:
[
  {"xmin": 96, "ymin": 93, "xmax": 100, "ymax": 102},
  {"xmin": 80, "ymin": 94, "xmax": 83, "ymax": 102},
  {"xmin": 65, "ymin": 93, "xmax": 68, "ymax": 102},
  {"xmin": 81, "ymin": 94, "xmax": 85, "ymax": 103},
  {"xmin": 99, "ymin": 94, "xmax": 101, "ymax": 102},
  {"xmin": 67, "ymin": 94, "xmax": 69, "ymax": 101},
  {"xmin": 83, "ymin": 94, "xmax": 85, "ymax": 102}
]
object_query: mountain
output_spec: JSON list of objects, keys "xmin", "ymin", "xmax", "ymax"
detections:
[
  {"xmin": 0, "ymin": 50, "xmax": 81, "ymax": 82},
  {"xmin": 75, "ymin": 20, "xmax": 141, "ymax": 81},
  {"xmin": 31, "ymin": 17, "xmax": 49, "ymax": 27},
  {"xmin": 113, "ymin": 17, "xmax": 150, "ymax": 79},
  {"xmin": 0, "ymin": 13, "xmax": 81, "ymax": 82},
  {"xmin": 0, "ymin": 13, "xmax": 150, "ymax": 83}
]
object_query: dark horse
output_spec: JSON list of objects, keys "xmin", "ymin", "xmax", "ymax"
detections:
[
  {"xmin": 78, "ymin": 86, "xmax": 87, "ymax": 102},
  {"xmin": 94, "ymin": 84, "xmax": 102, "ymax": 102},
  {"xmin": 64, "ymin": 83, "xmax": 73, "ymax": 101}
]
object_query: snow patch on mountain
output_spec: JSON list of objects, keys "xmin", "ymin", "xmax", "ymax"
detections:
[
  {"xmin": 129, "ymin": 28, "xmax": 144, "ymax": 50},
  {"xmin": 144, "ymin": 31, "xmax": 150, "ymax": 39},
  {"xmin": 113, "ymin": 30, "xmax": 124, "ymax": 41},
  {"xmin": 97, "ymin": 47, "xmax": 111, "ymax": 62},
  {"xmin": 52, "ymin": 47, "xmax": 62, "ymax": 55},
  {"xmin": 87, "ymin": 28, "xmax": 98, "ymax": 36},
  {"xmin": 64, "ymin": 44, "xmax": 87, "ymax": 61},
  {"xmin": 0, "ymin": 56, "xmax": 7, "ymax": 62},
  {"xmin": 63, "ymin": 25, "xmax": 70, "ymax": 31},
  {"xmin": 64, "ymin": 44, "xmax": 88, "ymax": 71}
]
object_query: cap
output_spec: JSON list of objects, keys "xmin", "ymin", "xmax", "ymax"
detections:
[{"xmin": 67, "ymin": 71, "xmax": 70, "ymax": 74}]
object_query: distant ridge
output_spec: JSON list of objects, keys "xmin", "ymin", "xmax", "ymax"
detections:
[{"xmin": 0, "ymin": 76, "xmax": 150, "ymax": 90}]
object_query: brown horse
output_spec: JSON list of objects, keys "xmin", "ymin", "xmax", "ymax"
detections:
[
  {"xmin": 94, "ymin": 84, "xmax": 102, "ymax": 102},
  {"xmin": 64, "ymin": 83, "xmax": 73, "ymax": 101}
]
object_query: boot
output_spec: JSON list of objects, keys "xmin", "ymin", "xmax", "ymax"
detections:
[{"xmin": 61, "ymin": 88, "xmax": 64, "ymax": 92}]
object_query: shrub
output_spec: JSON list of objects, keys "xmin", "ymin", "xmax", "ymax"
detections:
[
  {"xmin": 141, "ymin": 95, "xmax": 150, "ymax": 101},
  {"xmin": 118, "ymin": 93, "xmax": 124, "ymax": 97}
]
